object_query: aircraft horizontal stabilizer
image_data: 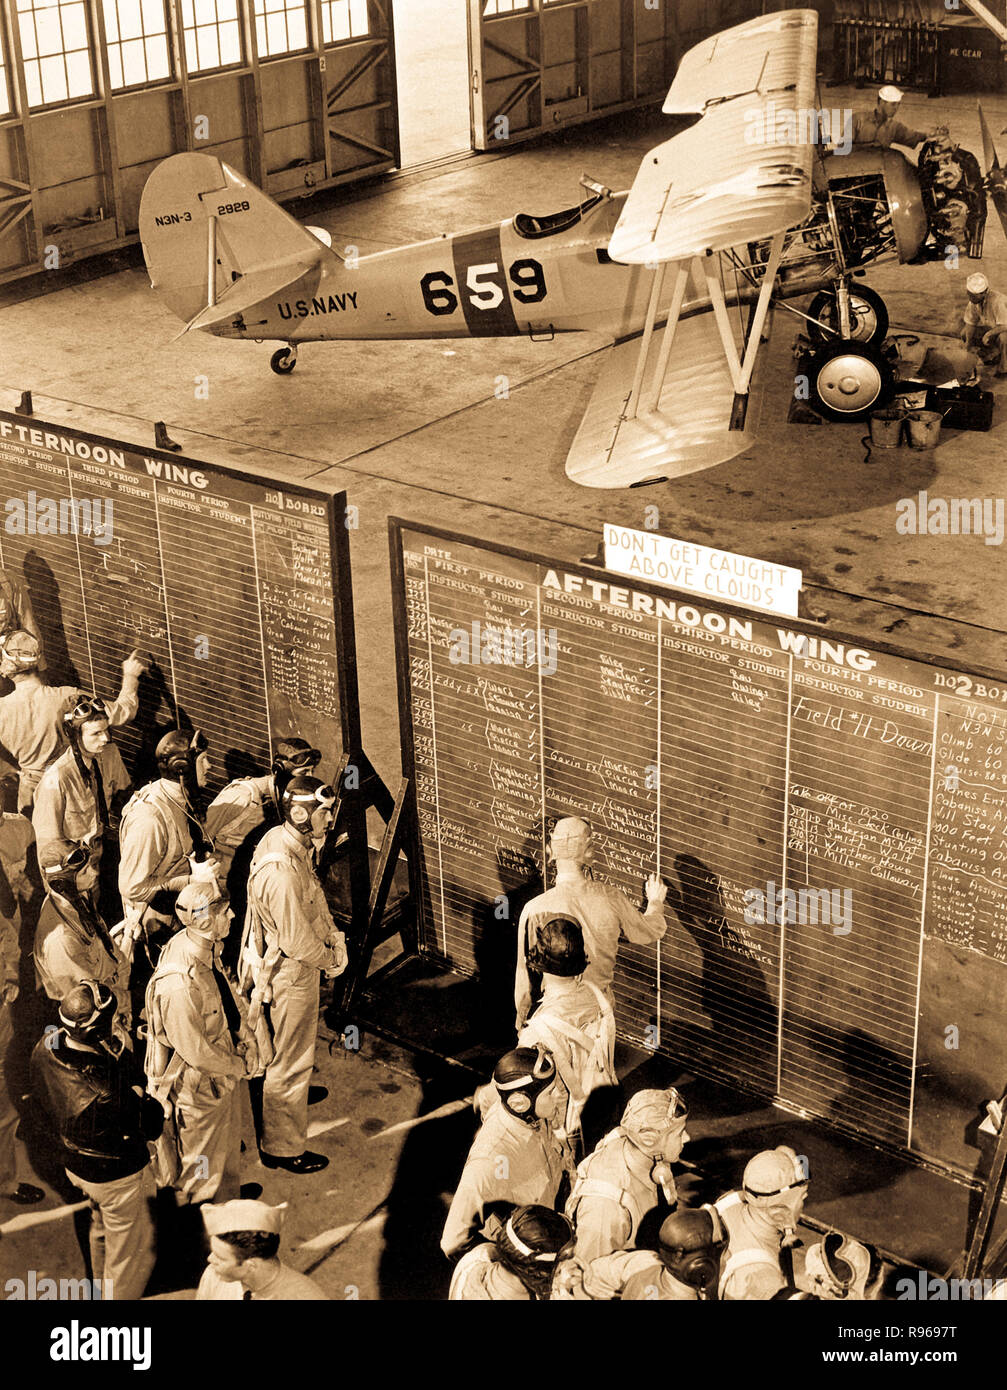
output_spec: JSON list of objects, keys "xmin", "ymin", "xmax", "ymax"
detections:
[
  {"xmin": 174, "ymin": 255, "xmax": 324, "ymax": 337},
  {"xmin": 565, "ymin": 313, "xmax": 761, "ymax": 488},
  {"xmin": 140, "ymin": 152, "xmax": 336, "ymax": 328}
]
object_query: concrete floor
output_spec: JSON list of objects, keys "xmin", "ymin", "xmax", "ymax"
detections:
[
  {"xmin": 393, "ymin": 0, "xmax": 471, "ymax": 167},
  {"xmin": 2, "ymin": 85, "xmax": 1007, "ymax": 1296}
]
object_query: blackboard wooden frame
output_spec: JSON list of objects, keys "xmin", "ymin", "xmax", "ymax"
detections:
[{"xmin": 388, "ymin": 514, "xmax": 1007, "ymax": 1188}]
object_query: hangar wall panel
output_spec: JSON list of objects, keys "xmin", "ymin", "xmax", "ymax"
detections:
[{"xmin": 0, "ymin": 0, "xmax": 398, "ymax": 283}]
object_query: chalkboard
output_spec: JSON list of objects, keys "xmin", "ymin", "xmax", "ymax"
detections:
[
  {"xmin": 0, "ymin": 410, "xmax": 359, "ymax": 791},
  {"xmin": 390, "ymin": 519, "xmax": 1007, "ymax": 1180}
]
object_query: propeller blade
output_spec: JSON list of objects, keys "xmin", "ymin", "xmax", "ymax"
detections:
[
  {"xmin": 978, "ymin": 103, "xmax": 1000, "ymax": 178},
  {"xmin": 978, "ymin": 104, "xmax": 1007, "ymax": 243}
]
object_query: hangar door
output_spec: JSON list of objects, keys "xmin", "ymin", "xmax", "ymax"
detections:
[{"xmin": 467, "ymin": 0, "xmax": 679, "ymax": 150}]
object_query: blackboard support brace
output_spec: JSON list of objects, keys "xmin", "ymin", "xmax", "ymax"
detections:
[
  {"xmin": 325, "ymin": 772, "xmax": 413, "ymax": 1035},
  {"xmin": 946, "ymin": 1088, "xmax": 1007, "ymax": 1282}
]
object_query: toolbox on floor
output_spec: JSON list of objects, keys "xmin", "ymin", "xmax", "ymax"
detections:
[
  {"xmin": 925, "ymin": 384, "xmax": 995, "ymax": 432},
  {"xmin": 894, "ymin": 379, "xmax": 995, "ymax": 430}
]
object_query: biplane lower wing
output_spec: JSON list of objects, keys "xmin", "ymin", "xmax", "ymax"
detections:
[{"xmin": 565, "ymin": 311, "xmax": 762, "ymax": 489}]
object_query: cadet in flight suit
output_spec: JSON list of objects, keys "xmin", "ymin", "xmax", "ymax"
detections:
[
  {"xmin": 205, "ymin": 737, "xmax": 321, "ymax": 888},
  {"xmin": 566, "ymin": 1088, "xmax": 690, "ymax": 1265},
  {"xmin": 32, "ymin": 696, "xmax": 131, "ymax": 924},
  {"xmin": 241, "ymin": 775, "xmax": 346, "ymax": 1174},
  {"xmin": 449, "ymin": 1206, "xmax": 575, "ymax": 1301},
  {"xmin": 0, "ymin": 799, "xmax": 44, "ymax": 1205},
  {"xmin": 118, "ymin": 729, "xmax": 220, "ymax": 943},
  {"xmin": 518, "ymin": 914, "xmax": 617, "ymax": 1147},
  {"xmin": 515, "ymin": 817, "xmax": 667, "ymax": 1030},
  {"xmin": 0, "ymin": 633, "xmax": 146, "ymax": 812},
  {"xmin": 561, "ymin": 1207, "xmax": 728, "ymax": 1301},
  {"xmin": 714, "ymin": 1146, "xmax": 811, "ymax": 1301},
  {"xmin": 441, "ymin": 1048, "xmax": 571, "ymax": 1262},
  {"xmin": 34, "ymin": 842, "xmax": 129, "ymax": 1039},
  {"xmin": 145, "ymin": 880, "xmax": 255, "ymax": 1204},
  {"xmin": 196, "ymin": 1198, "xmax": 329, "ymax": 1300}
]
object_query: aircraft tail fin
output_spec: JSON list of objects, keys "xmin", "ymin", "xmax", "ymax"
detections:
[{"xmin": 139, "ymin": 153, "xmax": 334, "ymax": 328}]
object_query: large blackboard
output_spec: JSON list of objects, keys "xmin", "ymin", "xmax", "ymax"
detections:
[
  {"xmin": 390, "ymin": 519, "xmax": 1007, "ymax": 1180},
  {"xmin": 0, "ymin": 410, "xmax": 359, "ymax": 790}
]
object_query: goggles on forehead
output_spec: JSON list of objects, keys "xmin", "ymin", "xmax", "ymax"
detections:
[
  {"xmin": 282, "ymin": 747, "xmax": 321, "ymax": 769},
  {"xmin": 69, "ymin": 696, "xmax": 109, "ymax": 724},
  {"xmin": 59, "ymin": 979, "xmax": 114, "ymax": 1028},
  {"xmin": 43, "ymin": 843, "xmax": 90, "ymax": 876},
  {"xmin": 666, "ymin": 1087, "xmax": 688, "ymax": 1122},
  {"xmin": 287, "ymin": 783, "xmax": 337, "ymax": 809},
  {"xmin": 745, "ymin": 1159, "xmax": 809, "ymax": 1200},
  {"xmin": 503, "ymin": 1215, "xmax": 565, "ymax": 1264},
  {"xmin": 495, "ymin": 1048, "xmax": 555, "ymax": 1092}
]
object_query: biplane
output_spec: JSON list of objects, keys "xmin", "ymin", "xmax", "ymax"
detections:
[{"xmin": 139, "ymin": 8, "xmax": 1007, "ymax": 489}]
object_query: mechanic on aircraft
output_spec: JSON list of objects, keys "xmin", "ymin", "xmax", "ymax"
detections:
[{"xmin": 851, "ymin": 85, "xmax": 942, "ymax": 152}]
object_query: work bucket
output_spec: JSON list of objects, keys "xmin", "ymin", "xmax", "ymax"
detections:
[
  {"xmin": 868, "ymin": 407, "xmax": 904, "ymax": 447},
  {"xmin": 906, "ymin": 409, "xmax": 942, "ymax": 450}
]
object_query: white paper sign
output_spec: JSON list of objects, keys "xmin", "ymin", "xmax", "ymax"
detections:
[{"xmin": 603, "ymin": 523, "xmax": 802, "ymax": 619}]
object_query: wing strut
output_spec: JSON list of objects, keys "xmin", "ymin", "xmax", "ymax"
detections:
[
  {"xmin": 701, "ymin": 230, "xmax": 785, "ymax": 428},
  {"xmin": 626, "ymin": 264, "xmax": 667, "ymax": 419}
]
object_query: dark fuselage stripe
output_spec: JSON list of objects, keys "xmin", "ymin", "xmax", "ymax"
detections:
[{"xmin": 450, "ymin": 226, "xmax": 520, "ymax": 337}]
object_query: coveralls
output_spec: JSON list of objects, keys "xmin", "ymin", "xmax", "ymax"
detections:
[
  {"xmin": 449, "ymin": 1244, "xmax": 533, "ymax": 1300},
  {"xmin": 515, "ymin": 871, "xmax": 666, "ymax": 1026},
  {"xmin": 245, "ymin": 823, "xmax": 344, "ymax": 1157},
  {"xmin": 33, "ymin": 743, "xmax": 131, "ymax": 895},
  {"xmin": 34, "ymin": 892, "xmax": 128, "ymax": 1026},
  {"xmin": 0, "ymin": 677, "xmax": 137, "ymax": 811},
  {"xmin": 0, "ymin": 572, "xmax": 42, "ymax": 651},
  {"xmin": 204, "ymin": 773, "xmax": 276, "ymax": 884},
  {"xmin": 118, "ymin": 778, "xmax": 205, "ymax": 918},
  {"xmin": 964, "ymin": 289, "xmax": 1007, "ymax": 373},
  {"xmin": 566, "ymin": 1128, "xmax": 670, "ymax": 1265},
  {"xmin": 851, "ymin": 108, "xmax": 928, "ymax": 149},
  {"xmin": 714, "ymin": 1190, "xmax": 791, "ymax": 1300},
  {"xmin": 518, "ymin": 978, "xmax": 616, "ymax": 1135},
  {"xmin": 579, "ymin": 1249, "xmax": 698, "ymax": 1300},
  {"xmin": 0, "ymin": 856, "xmax": 24, "ymax": 1195},
  {"xmin": 146, "ymin": 929, "xmax": 248, "ymax": 1202},
  {"xmin": 441, "ymin": 1099, "xmax": 568, "ymax": 1260}
]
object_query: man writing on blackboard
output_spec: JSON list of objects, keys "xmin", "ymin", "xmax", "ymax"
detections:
[
  {"xmin": 515, "ymin": 817, "xmax": 668, "ymax": 1031},
  {"xmin": 0, "ymin": 632, "xmax": 147, "ymax": 813}
]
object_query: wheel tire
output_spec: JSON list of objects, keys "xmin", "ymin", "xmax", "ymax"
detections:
[
  {"xmin": 270, "ymin": 348, "xmax": 296, "ymax": 375},
  {"xmin": 807, "ymin": 339, "xmax": 894, "ymax": 423},
  {"xmin": 807, "ymin": 285, "xmax": 889, "ymax": 348}
]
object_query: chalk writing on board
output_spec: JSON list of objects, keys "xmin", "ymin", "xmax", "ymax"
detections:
[
  {"xmin": 393, "ymin": 525, "xmax": 1007, "ymax": 1172},
  {"xmin": 0, "ymin": 411, "xmax": 350, "ymax": 790}
]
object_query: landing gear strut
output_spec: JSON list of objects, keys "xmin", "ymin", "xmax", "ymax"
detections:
[
  {"xmin": 270, "ymin": 345, "xmax": 297, "ymax": 375},
  {"xmin": 807, "ymin": 284, "xmax": 889, "ymax": 349}
]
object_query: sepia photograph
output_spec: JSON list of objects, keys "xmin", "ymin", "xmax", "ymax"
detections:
[{"xmin": 0, "ymin": 0, "xmax": 1004, "ymax": 1365}]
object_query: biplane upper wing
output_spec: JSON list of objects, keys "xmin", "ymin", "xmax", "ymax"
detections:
[
  {"xmin": 566, "ymin": 9, "xmax": 818, "ymax": 488},
  {"xmin": 609, "ymin": 8, "xmax": 819, "ymax": 264}
]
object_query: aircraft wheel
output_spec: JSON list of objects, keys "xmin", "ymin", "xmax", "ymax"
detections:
[
  {"xmin": 807, "ymin": 285, "xmax": 889, "ymax": 348},
  {"xmin": 270, "ymin": 347, "xmax": 297, "ymax": 375},
  {"xmin": 807, "ymin": 339, "xmax": 894, "ymax": 423}
]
